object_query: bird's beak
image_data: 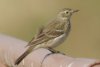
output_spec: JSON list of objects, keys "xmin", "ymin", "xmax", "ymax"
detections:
[{"xmin": 73, "ymin": 9, "xmax": 79, "ymax": 13}]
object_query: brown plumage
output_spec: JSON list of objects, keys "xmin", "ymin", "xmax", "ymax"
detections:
[{"xmin": 15, "ymin": 8, "xmax": 79, "ymax": 65}]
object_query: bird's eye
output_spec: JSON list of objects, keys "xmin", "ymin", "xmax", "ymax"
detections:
[{"xmin": 66, "ymin": 11, "xmax": 69, "ymax": 14}]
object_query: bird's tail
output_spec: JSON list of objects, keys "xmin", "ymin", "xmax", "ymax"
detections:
[{"xmin": 15, "ymin": 47, "xmax": 33, "ymax": 65}]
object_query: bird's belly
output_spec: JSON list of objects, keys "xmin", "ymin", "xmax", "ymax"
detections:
[
  {"xmin": 34, "ymin": 34, "xmax": 67, "ymax": 49},
  {"xmin": 46, "ymin": 34, "xmax": 67, "ymax": 48}
]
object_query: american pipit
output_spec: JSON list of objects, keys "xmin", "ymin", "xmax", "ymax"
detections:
[{"xmin": 15, "ymin": 8, "xmax": 79, "ymax": 65}]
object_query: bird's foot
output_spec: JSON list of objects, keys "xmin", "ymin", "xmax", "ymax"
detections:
[
  {"xmin": 41, "ymin": 48, "xmax": 65, "ymax": 67},
  {"xmin": 48, "ymin": 47, "xmax": 65, "ymax": 55}
]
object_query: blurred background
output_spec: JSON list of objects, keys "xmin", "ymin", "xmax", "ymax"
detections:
[{"xmin": 0, "ymin": 0, "xmax": 100, "ymax": 59}]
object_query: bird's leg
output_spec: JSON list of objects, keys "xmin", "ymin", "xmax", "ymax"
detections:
[
  {"xmin": 41, "ymin": 48, "xmax": 65, "ymax": 67},
  {"xmin": 48, "ymin": 47, "xmax": 65, "ymax": 55},
  {"xmin": 48, "ymin": 47, "xmax": 60, "ymax": 53}
]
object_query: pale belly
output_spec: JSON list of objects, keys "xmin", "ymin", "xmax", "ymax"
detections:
[
  {"xmin": 47, "ymin": 33, "xmax": 67, "ymax": 48},
  {"xmin": 34, "ymin": 33, "xmax": 68, "ymax": 49}
]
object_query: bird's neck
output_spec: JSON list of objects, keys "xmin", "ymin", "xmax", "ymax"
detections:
[{"xmin": 57, "ymin": 17, "xmax": 70, "ymax": 22}]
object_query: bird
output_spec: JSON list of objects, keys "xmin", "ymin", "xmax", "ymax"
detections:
[{"xmin": 15, "ymin": 8, "xmax": 79, "ymax": 65}]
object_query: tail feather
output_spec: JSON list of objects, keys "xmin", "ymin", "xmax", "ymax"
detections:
[{"xmin": 15, "ymin": 47, "xmax": 33, "ymax": 65}]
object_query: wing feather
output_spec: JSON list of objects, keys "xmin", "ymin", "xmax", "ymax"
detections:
[{"xmin": 26, "ymin": 19, "xmax": 66, "ymax": 47}]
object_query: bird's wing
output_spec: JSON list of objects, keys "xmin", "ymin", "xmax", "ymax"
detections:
[
  {"xmin": 25, "ymin": 26, "xmax": 44, "ymax": 47},
  {"xmin": 35, "ymin": 25, "xmax": 44, "ymax": 38},
  {"xmin": 43, "ymin": 20, "xmax": 66, "ymax": 37},
  {"xmin": 26, "ymin": 20, "xmax": 66, "ymax": 47}
]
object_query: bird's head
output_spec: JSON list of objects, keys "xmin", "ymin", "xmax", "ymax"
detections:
[{"xmin": 57, "ymin": 8, "xmax": 79, "ymax": 20}]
